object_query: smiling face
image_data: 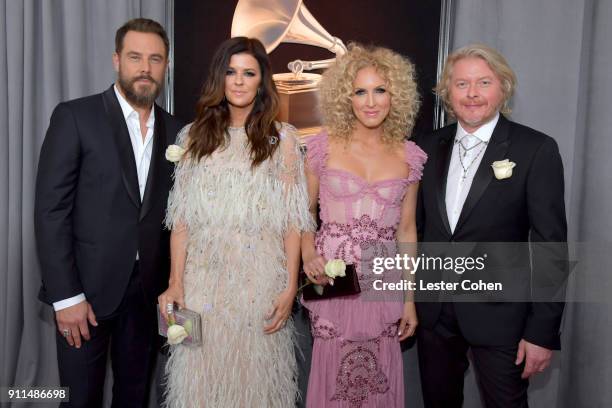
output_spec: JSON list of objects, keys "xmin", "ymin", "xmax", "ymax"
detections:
[
  {"xmin": 351, "ymin": 66, "xmax": 391, "ymax": 131},
  {"xmin": 224, "ymin": 52, "xmax": 262, "ymax": 115},
  {"xmin": 448, "ymin": 57, "xmax": 504, "ymax": 133},
  {"xmin": 113, "ymin": 30, "xmax": 167, "ymax": 108}
]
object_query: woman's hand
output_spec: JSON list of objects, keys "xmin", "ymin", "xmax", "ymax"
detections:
[
  {"xmin": 302, "ymin": 253, "xmax": 329, "ymax": 285},
  {"xmin": 158, "ymin": 283, "xmax": 185, "ymax": 323},
  {"xmin": 264, "ymin": 287, "xmax": 296, "ymax": 334},
  {"xmin": 398, "ymin": 301, "xmax": 418, "ymax": 341}
]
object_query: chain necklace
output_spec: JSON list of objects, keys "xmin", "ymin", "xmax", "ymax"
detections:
[
  {"xmin": 458, "ymin": 137, "xmax": 484, "ymax": 157},
  {"xmin": 457, "ymin": 139, "xmax": 488, "ymax": 180}
]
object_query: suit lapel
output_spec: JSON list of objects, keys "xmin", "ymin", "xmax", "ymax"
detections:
[
  {"xmin": 454, "ymin": 115, "xmax": 511, "ymax": 233},
  {"xmin": 102, "ymin": 86, "xmax": 141, "ymax": 209},
  {"xmin": 435, "ymin": 125, "xmax": 455, "ymax": 237},
  {"xmin": 140, "ymin": 105, "xmax": 166, "ymax": 221}
]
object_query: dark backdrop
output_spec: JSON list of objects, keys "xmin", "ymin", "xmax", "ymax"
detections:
[{"xmin": 174, "ymin": 0, "xmax": 442, "ymax": 136}]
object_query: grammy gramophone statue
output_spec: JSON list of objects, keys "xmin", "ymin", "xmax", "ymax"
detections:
[{"xmin": 231, "ymin": 0, "xmax": 347, "ymax": 137}]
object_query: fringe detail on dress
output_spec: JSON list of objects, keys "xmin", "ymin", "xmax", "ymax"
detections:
[
  {"xmin": 165, "ymin": 124, "xmax": 315, "ymax": 235},
  {"xmin": 161, "ymin": 123, "xmax": 311, "ymax": 407}
]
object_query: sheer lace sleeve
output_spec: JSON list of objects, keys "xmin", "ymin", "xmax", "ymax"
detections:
[
  {"xmin": 277, "ymin": 123, "xmax": 317, "ymax": 233},
  {"xmin": 404, "ymin": 140, "xmax": 428, "ymax": 184},
  {"xmin": 165, "ymin": 124, "xmax": 193, "ymax": 230}
]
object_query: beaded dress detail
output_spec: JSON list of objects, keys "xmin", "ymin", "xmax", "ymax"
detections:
[{"xmin": 302, "ymin": 131, "xmax": 427, "ymax": 408}]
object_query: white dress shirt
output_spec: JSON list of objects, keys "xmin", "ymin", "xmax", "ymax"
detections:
[
  {"xmin": 445, "ymin": 113, "xmax": 499, "ymax": 233},
  {"xmin": 53, "ymin": 85, "xmax": 155, "ymax": 311},
  {"xmin": 115, "ymin": 85, "xmax": 156, "ymax": 200}
]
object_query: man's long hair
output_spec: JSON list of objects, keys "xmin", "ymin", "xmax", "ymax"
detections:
[{"xmin": 187, "ymin": 37, "xmax": 280, "ymax": 167}]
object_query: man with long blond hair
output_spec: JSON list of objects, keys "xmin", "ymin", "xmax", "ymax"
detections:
[{"xmin": 415, "ymin": 44, "xmax": 567, "ymax": 407}]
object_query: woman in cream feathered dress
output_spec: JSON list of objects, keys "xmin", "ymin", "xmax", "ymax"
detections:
[{"xmin": 158, "ymin": 37, "xmax": 313, "ymax": 408}]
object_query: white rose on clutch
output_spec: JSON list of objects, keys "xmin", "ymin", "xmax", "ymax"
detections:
[
  {"xmin": 324, "ymin": 259, "xmax": 347, "ymax": 278},
  {"xmin": 167, "ymin": 324, "xmax": 189, "ymax": 345},
  {"xmin": 165, "ymin": 144, "xmax": 186, "ymax": 163},
  {"xmin": 302, "ymin": 259, "xmax": 347, "ymax": 294},
  {"xmin": 491, "ymin": 159, "xmax": 516, "ymax": 180}
]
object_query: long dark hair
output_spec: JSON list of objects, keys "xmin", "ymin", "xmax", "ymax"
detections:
[{"xmin": 187, "ymin": 37, "xmax": 280, "ymax": 167}]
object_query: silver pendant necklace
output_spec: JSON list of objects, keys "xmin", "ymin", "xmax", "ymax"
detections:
[{"xmin": 458, "ymin": 141, "xmax": 488, "ymax": 180}]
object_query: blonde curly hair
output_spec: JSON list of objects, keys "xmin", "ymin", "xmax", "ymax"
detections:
[{"xmin": 319, "ymin": 43, "xmax": 421, "ymax": 145}]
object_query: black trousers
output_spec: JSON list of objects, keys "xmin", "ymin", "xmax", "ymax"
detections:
[
  {"xmin": 56, "ymin": 263, "xmax": 158, "ymax": 408},
  {"xmin": 293, "ymin": 302, "xmax": 313, "ymax": 408},
  {"xmin": 417, "ymin": 303, "xmax": 529, "ymax": 408}
]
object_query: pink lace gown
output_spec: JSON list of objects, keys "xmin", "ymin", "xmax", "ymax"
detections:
[{"xmin": 301, "ymin": 131, "xmax": 427, "ymax": 408}]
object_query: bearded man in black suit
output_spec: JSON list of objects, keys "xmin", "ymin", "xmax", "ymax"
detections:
[
  {"xmin": 35, "ymin": 18, "xmax": 183, "ymax": 407},
  {"xmin": 415, "ymin": 44, "xmax": 567, "ymax": 408}
]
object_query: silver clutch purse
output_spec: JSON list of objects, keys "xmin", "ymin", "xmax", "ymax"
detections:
[{"xmin": 157, "ymin": 305, "xmax": 202, "ymax": 347}]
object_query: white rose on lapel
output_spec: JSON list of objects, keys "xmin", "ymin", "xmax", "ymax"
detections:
[
  {"xmin": 165, "ymin": 144, "xmax": 185, "ymax": 163},
  {"xmin": 491, "ymin": 159, "xmax": 516, "ymax": 180}
]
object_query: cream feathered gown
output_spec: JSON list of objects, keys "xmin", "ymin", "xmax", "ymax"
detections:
[{"xmin": 163, "ymin": 123, "xmax": 314, "ymax": 408}]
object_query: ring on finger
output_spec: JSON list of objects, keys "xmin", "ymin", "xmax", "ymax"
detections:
[
  {"xmin": 62, "ymin": 329, "xmax": 70, "ymax": 337},
  {"xmin": 166, "ymin": 303, "xmax": 174, "ymax": 314}
]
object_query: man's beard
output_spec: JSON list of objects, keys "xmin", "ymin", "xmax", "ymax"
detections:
[{"xmin": 118, "ymin": 72, "xmax": 162, "ymax": 108}]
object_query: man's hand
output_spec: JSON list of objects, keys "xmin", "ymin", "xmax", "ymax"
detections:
[
  {"xmin": 56, "ymin": 301, "xmax": 98, "ymax": 348},
  {"xmin": 398, "ymin": 301, "xmax": 418, "ymax": 341},
  {"xmin": 515, "ymin": 338, "xmax": 553, "ymax": 379}
]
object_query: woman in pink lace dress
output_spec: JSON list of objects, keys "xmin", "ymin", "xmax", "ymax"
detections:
[{"xmin": 301, "ymin": 44, "xmax": 427, "ymax": 407}]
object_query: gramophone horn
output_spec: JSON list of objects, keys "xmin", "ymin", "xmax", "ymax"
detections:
[{"xmin": 231, "ymin": 0, "xmax": 346, "ymax": 55}]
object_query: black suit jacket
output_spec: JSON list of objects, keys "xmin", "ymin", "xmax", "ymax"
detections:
[
  {"xmin": 35, "ymin": 86, "xmax": 183, "ymax": 318},
  {"xmin": 415, "ymin": 115, "xmax": 567, "ymax": 349}
]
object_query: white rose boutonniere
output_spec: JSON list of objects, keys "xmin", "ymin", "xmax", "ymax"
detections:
[
  {"xmin": 167, "ymin": 323, "xmax": 189, "ymax": 345},
  {"xmin": 165, "ymin": 144, "xmax": 185, "ymax": 163},
  {"xmin": 491, "ymin": 159, "xmax": 516, "ymax": 180}
]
